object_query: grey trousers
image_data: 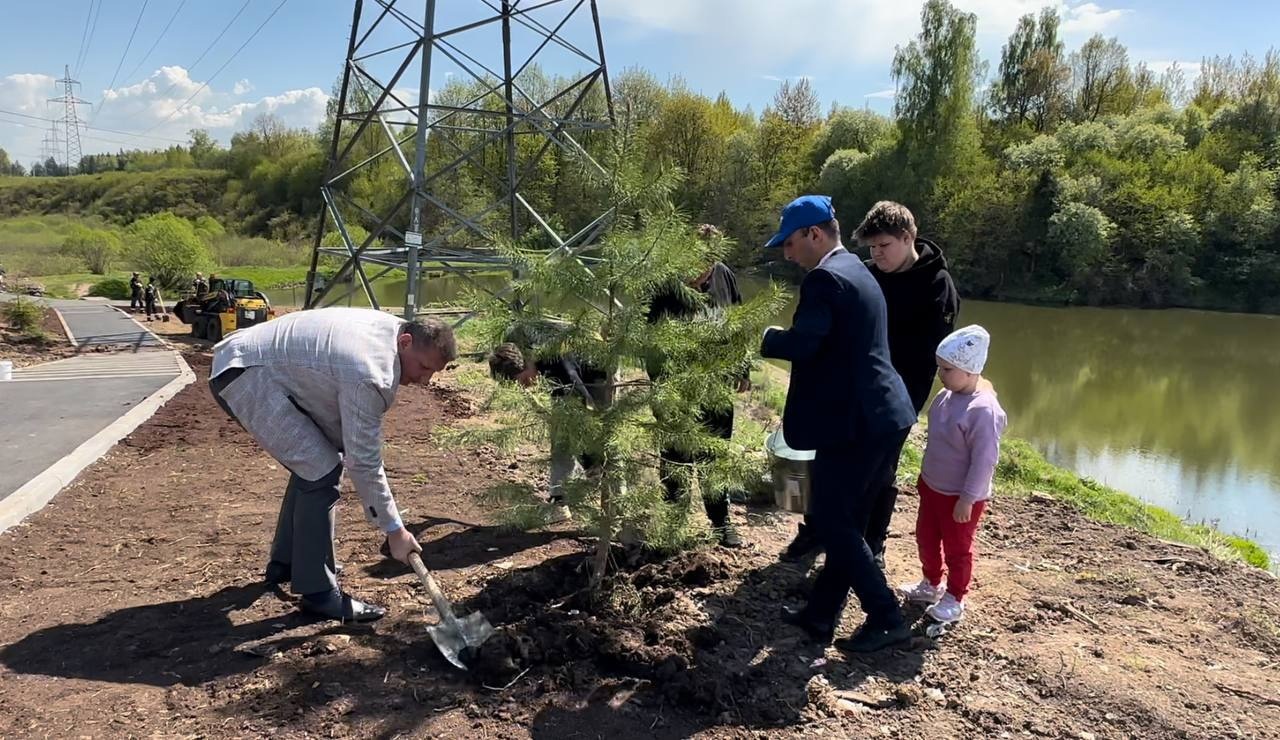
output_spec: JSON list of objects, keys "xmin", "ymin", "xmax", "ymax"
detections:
[
  {"xmin": 210, "ymin": 367, "xmax": 342, "ymax": 596},
  {"xmin": 270, "ymin": 465, "xmax": 342, "ymax": 596}
]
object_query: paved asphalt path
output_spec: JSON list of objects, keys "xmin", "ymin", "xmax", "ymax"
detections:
[{"xmin": 0, "ymin": 296, "xmax": 178, "ymax": 501}]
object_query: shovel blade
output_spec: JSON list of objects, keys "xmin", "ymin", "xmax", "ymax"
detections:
[{"xmin": 427, "ymin": 611, "xmax": 496, "ymax": 670}]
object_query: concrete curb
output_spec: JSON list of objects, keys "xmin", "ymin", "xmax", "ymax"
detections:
[
  {"xmin": 0, "ymin": 351, "xmax": 196, "ymax": 535},
  {"xmin": 52, "ymin": 307, "xmax": 78, "ymax": 347}
]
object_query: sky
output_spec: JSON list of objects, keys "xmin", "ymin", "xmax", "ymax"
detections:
[{"xmin": 1, "ymin": 0, "xmax": 1278, "ymax": 167}]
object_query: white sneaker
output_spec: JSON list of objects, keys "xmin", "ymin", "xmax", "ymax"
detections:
[
  {"xmin": 926, "ymin": 592, "xmax": 965, "ymax": 623},
  {"xmin": 899, "ymin": 579, "xmax": 944, "ymax": 605}
]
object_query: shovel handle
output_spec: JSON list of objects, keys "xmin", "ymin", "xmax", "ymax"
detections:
[{"xmin": 408, "ymin": 552, "xmax": 460, "ymax": 625}]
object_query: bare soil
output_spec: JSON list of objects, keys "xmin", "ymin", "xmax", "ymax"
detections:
[
  {"xmin": 0, "ymin": 348, "xmax": 1278, "ymax": 738},
  {"xmin": 0, "ymin": 305, "xmax": 78, "ymax": 367}
]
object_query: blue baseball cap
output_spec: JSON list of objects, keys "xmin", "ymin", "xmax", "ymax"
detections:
[{"xmin": 764, "ymin": 195, "xmax": 835, "ymax": 248}]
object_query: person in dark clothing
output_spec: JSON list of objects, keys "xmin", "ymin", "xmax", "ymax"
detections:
[
  {"xmin": 645, "ymin": 225, "xmax": 750, "ymax": 548},
  {"xmin": 489, "ymin": 320, "xmax": 612, "ymax": 522},
  {"xmin": 779, "ymin": 201, "xmax": 961, "ymax": 568},
  {"xmin": 129, "ymin": 272, "xmax": 143, "ymax": 312},
  {"xmin": 193, "ymin": 272, "xmax": 209, "ymax": 297},
  {"xmin": 143, "ymin": 278, "xmax": 159, "ymax": 321},
  {"xmin": 858, "ymin": 201, "xmax": 960, "ymax": 568},
  {"xmin": 761, "ymin": 195, "xmax": 916, "ymax": 653}
]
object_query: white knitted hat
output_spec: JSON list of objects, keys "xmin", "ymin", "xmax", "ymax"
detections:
[{"xmin": 937, "ymin": 325, "xmax": 990, "ymax": 374}]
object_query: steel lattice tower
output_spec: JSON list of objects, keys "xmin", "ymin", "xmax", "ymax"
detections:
[
  {"xmin": 305, "ymin": 0, "xmax": 615, "ymax": 318},
  {"xmin": 49, "ymin": 65, "xmax": 90, "ymax": 174}
]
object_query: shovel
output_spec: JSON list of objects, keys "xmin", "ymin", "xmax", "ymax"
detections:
[{"xmin": 408, "ymin": 552, "xmax": 494, "ymax": 670}]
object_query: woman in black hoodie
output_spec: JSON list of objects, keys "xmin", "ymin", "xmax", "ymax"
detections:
[{"xmin": 858, "ymin": 201, "xmax": 959, "ymax": 568}]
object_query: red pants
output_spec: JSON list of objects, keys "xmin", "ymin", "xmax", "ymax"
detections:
[{"xmin": 916, "ymin": 477, "xmax": 987, "ymax": 600}]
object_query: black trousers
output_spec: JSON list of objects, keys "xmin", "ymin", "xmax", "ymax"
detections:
[
  {"xmin": 805, "ymin": 428, "xmax": 910, "ymax": 628},
  {"xmin": 863, "ymin": 433, "xmax": 911, "ymax": 559},
  {"xmin": 660, "ymin": 404, "xmax": 734, "ymax": 526}
]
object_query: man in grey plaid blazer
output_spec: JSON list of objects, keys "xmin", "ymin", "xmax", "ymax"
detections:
[{"xmin": 209, "ymin": 307, "xmax": 456, "ymax": 623}]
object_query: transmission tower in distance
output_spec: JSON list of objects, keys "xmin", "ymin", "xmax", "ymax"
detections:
[
  {"xmin": 49, "ymin": 65, "xmax": 89, "ymax": 174},
  {"xmin": 40, "ymin": 123, "xmax": 62, "ymax": 172},
  {"xmin": 305, "ymin": 0, "xmax": 615, "ymax": 318}
]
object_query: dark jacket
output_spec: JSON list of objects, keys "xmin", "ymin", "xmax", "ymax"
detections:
[
  {"xmin": 505, "ymin": 322, "xmax": 603, "ymax": 404},
  {"xmin": 865, "ymin": 238, "xmax": 960, "ymax": 414},
  {"xmin": 761, "ymin": 249, "xmax": 915, "ymax": 450},
  {"xmin": 646, "ymin": 262, "xmax": 748, "ymax": 382}
]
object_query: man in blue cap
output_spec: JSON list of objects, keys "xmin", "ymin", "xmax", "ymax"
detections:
[{"xmin": 760, "ymin": 195, "xmax": 917, "ymax": 652}]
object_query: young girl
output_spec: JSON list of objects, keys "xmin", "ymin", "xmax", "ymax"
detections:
[{"xmin": 900, "ymin": 325, "xmax": 1007, "ymax": 624}]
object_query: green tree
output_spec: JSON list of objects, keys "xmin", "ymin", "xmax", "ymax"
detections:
[
  {"xmin": 808, "ymin": 108, "xmax": 891, "ymax": 171},
  {"xmin": 991, "ymin": 8, "xmax": 1069, "ymax": 131},
  {"xmin": 1050, "ymin": 202, "xmax": 1118, "ymax": 299},
  {"xmin": 457, "ymin": 131, "xmax": 786, "ymax": 588},
  {"xmin": 61, "ymin": 225, "xmax": 123, "ymax": 274},
  {"xmin": 890, "ymin": 0, "xmax": 986, "ymax": 214},
  {"xmin": 1069, "ymin": 35, "xmax": 1132, "ymax": 121},
  {"xmin": 128, "ymin": 212, "xmax": 214, "ymax": 290}
]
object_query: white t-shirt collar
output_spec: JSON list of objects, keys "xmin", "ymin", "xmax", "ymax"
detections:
[{"xmin": 817, "ymin": 244, "xmax": 846, "ymax": 268}]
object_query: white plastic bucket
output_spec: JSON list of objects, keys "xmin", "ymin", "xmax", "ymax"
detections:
[{"xmin": 0, "ymin": 360, "xmax": 12, "ymax": 381}]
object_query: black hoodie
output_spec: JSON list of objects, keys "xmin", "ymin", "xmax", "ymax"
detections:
[{"xmin": 864, "ymin": 238, "xmax": 959, "ymax": 414}]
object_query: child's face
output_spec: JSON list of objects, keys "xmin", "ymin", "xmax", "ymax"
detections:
[
  {"xmin": 936, "ymin": 357, "xmax": 978, "ymax": 393},
  {"xmin": 863, "ymin": 231, "xmax": 916, "ymax": 273}
]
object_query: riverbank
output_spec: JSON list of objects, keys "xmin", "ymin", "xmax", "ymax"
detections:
[
  {"xmin": 0, "ymin": 347, "xmax": 1277, "ymax": 738},
  {"xmin": 752, "ymin": 365, "xmax": 1271, "ymax": 572}
]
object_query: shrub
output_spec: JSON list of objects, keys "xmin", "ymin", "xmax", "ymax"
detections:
[
  {"xmin": 2, "ymin": 296, "xmax": 44, "ymax": 334},
  {"xmin": 128, "ymin": 212, "xmax": 213, "ymax": 290},
  {"xmin": 88, "ymin": 276, "xmax": 131, "ymax": 300},
  {"xmin": 61, "ymin": 225, "xmax": 123, "ymax": 274}
]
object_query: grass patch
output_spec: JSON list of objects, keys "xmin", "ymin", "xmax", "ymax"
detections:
[
  {"xmin": 994, "ymin": 438, "xmax": 1270, "ymax": 569},
  {"xmin": 758, "ymin": 368, "xmax": 1271, "ymax": 571}
]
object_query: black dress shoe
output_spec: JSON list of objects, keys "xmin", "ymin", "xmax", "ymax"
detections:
[
  {"xmin": 300, "ymin": 591, "xmax": 386, "ymax": 624},
  {"xmin": 779, "ymin": 523, "xmax": 822, "ymax": 563},
  {"xmin": 835, "ymin": 621, "xmax": 912, "ymax": 653},
  {"xmin": 263, "ymin": 560, "xmax": 344, "ymax": 585},
  {"xmin": 780, "ymin": 604, "xmax": 836, "ymax": 645}
]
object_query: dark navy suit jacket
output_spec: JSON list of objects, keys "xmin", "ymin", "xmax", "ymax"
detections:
[{"xmin": 761, "ymin": 249, "xmax": 916, "ymax": 450}]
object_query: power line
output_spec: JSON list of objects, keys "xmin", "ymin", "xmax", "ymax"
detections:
[
  {"xmin": 94, "ymin": 0, "xmax": 151, "ymax": 124},
  {"xmin": 0, "ymin": 115, "xmax": 139, "ymax": 149},
  {"xmin": 143, "ymin": 0, "xmax": 290, "ymax": 135},
  {"xmin": 0, "ymin": 107, "xmax": 189, "ymax": 145},
  {"xmin": 151, "ymin": 0, "xmax": 253, "ymax": 103},
  {"xmin": 75, "ymin": 0, "xmax": 105, "ymax": 78},
  {"xmin": 73, "ymin": 0, "xmax": 97, "ymax": 75},
  {"xmin": 121, "ymin": 0, "xmax": 189, "ymax": 89}
]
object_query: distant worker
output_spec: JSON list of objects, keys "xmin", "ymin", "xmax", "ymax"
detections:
[
  {"xmin": 193, "ymin": 272, "xmax": 208, "ymax": 297},
  {"xmin": 129, "ymin": 272, "xmax": 143, "ymax": 312},
  {"xmin": 143, "ymin": 277, "xmax": 158, "ymax": 321}
]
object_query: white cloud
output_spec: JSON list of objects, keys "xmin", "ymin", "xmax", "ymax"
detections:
[
  {"xmin": 1060, "ymin": 2, "xmax": 1131, "ymax": 33},
  {"xmin": 0, "ymin": 67, "xmax": 331, "ymax": 160},
  {"xmin": 601, "ymin": 0, "xmax": 1131, "ymax": 66},
  {"xmin": 761, "ymin": 75, "xmax": 815, "ymax": 83},
  {"xmin": 0, "ymin": 74, "xmax": 58, "ymax": 162},
  {"xmin": 865, "ymin": 89, "xmax": 897, "ymax": 99}
]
